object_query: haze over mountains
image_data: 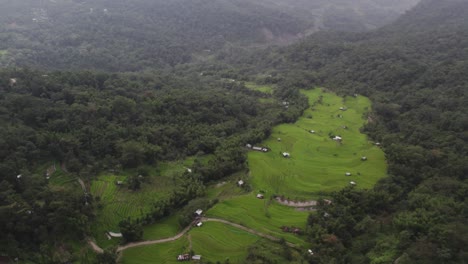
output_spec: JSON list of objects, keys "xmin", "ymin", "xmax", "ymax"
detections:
[
  {"xmin": 0, "ymin": 0, "xmax": 467, "ymax": 263},
  {"xmin": 0, "ymin": 0, "xmax": 418, "ymax": 71}
]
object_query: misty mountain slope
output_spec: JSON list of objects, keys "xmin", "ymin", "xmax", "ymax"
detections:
[
  {"xmin": 0, "ymin": 0, "xmax": 309, "ymax": 71},
  {"xmin": 0, "ymin": 0, "xmax": 418, "ymax": 71},
  {"xmin": 223, "ymin": 0, "xmax": 467, "ymax": 263}
]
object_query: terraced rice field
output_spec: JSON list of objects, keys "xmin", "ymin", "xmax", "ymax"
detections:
[{"xmin": 248, "ymin": 88, "xmax": 386, "ymax": 200}]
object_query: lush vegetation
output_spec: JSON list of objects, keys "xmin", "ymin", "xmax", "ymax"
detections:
[
  {"xmin": 0, "ymin": 0, "xmax": 467, "ymax": 263},
  {"xmin": 0, "ymin": 0, "xmax": 417, "ymax": 71},
  {"xmin": 211, "ymin": 0, "xmax": 467, "ymax": 263},
  {"xmin": 248, "ymin": 88, "xmax": 386, "ymax": 199}
]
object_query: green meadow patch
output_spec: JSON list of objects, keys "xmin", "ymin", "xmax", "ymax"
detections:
[
  {"xmin": 248, "ymin": 88, "xmax": 386, "ymax": 200},
  {"xmin": 190, "ymin": 221, "xmax": 261, "ymax": 263},
  {"xmin": 207, "ymin": 194, "xmax": 308, "ymax": 246},
  {"xmin": 143, "ymin": 214, "xmax": 181, "ymax": 240},
  {"xmin": 120, "ymin": 237, "xmax": 189, "ymax": 264}
]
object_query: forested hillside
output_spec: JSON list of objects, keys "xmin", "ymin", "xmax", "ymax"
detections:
[
  {"xmin": 0, "ymin": 0, "xmax": 417, "ymax": 71},
  {"xmin": 208, "ymin": 0, "xmax": 468, "ymax": 263},
  {"xmin": 0, "ymin": 0, "xmax": 467, "ymax": 263},
  {"xmin": 0, "ymin": 68, "xmax": 310, "ymax": 262}
]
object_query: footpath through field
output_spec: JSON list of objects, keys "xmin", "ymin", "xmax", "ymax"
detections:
[{"xmin": 88, "ymin": 217, "xmax": 299, "ymax": 253}]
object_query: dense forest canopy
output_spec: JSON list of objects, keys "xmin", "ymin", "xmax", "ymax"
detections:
[
  {"xmin": 1, "ymin": 0, "xmax": 467, "ymax": 263},
  {"xmin": 0, "ymin": 0, "xmax": 417, "ymax": 71}
]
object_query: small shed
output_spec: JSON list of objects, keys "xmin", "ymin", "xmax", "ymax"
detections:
[
  {"xmin": 237, "ymin": 180, "xmax": 244, "ymax": 187},
  {"xmin": 195, "ymin": 209, "xmax": 203, "ymax": 216},
  {"xmin": 192, "ymin": 255, "xmax": 202, "ymax": 260},
  {"xmin": 246, "ymin": 144, "xmax": 252, "ymax": 148},
  {"xmin": 282, "ymin": 152, "xmax": 290, "ymax": 158},
  {"xmin": 256, "ymin": 194, "xmax": 264, "ymax": 199},
  {"xmin": 116, "ymin": 181, "xmax": 123, "ymax": 185},
  {"xmin": 16, "ymin": 174, "xmax": 22, "ymax": 179},
  {"xmin": 350, "ymin": 181, "xmax": 356, "ymax": 185},
  {"xmin": 310, "ymin": 130, "xmax": 315, "ymax": 134},
  {"xmin": 308, "ymin": 249, "xmax": 314, "ymax": 255},
  {"xmin": 345, "ymin": 172, "xmax": 351, "ymax": 176},
  {"xmin": 375, "ymin": 142, "xmax": 381, "ymax": 146},
  {"xmin": 108, "ymin": 231, "xmax": 123, "ymax": 238},
  {"xmin": 361, "ymin": 156, "xmax": 367, "ymax": 161},
  {"xmin": 177, "ymin": 254, "xmax": 190, "ymax": 261},
  {"xmin": 187, "ymin": 168, "xmax": 192, "ymax": 173},
  {"xmin": 333, "ymin": 136, "xmax": 342, "ymax": 141},
  {"xmin": 339, "ymin": 107, "xmax": 347, "ymax": 111},
  {"xmin": 252, "ymin": 146, "xmax": 263, "ymax": 151},
  {"xmin": 277, "ymin": 138, "xmax": 281, "ymax": 141},
  {"xmin": 196, "ymin": 222, "xmax": 203, "ymax": 227},
  {"xmin": 262, "ymin": 148, "xmax": 268, "ymax": 152}
]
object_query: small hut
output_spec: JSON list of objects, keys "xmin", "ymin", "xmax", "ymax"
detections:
[
  {"xmin": 282, "ymin": 152, "xmax": 290, "ymax": 158},
  {"xmin": 256, "ymin": 194, "xmax": 264, "ymax": 199},
  {"xmin": 361, "ymin": 156, "xmax": 368, "ymax": 161},
  {"xmin": 345, "ymin": 172, "xmax": 352, "ymax": 176},
  {"xmin": 237, "ymin": 180, "xmax": 244, "ymax": 187}
]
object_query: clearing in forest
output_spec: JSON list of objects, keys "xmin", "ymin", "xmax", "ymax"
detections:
[
  {"xmin": 206, "ymin": 87, "xmax": 386, "ymax": 246},
  {"xmin": 248, "ymin": 88, "xmax": 386, "ymax": 200}
]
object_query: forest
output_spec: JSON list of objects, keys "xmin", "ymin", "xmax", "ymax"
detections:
[{"xmin": 0, "ymin": 0, "xmax": 467, "ymax": 263}]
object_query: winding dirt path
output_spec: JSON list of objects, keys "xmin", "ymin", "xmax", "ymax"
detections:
[
  {"xmin": 89, "ymin": 217, "xmax": 300, "ymax": 253},
  {"xmin": 87, "ymin": 239, "xmax": 103, "ymax": 254},
  {"xmin": 116, "ymin": 224, "xmax": 192, "ymax": 252}
]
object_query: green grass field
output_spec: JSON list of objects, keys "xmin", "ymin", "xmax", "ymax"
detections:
[
  {"xmin": 120, "ymin": 237, "xmax": 189, "ymax": 264},
  {"xmin": 121, "ymin": 222, "xmax": 265, "ymax": 264},
  {"xmin": 143, "ymin": 214, "xmax": 181, "ymax": 240},
  {"xmin": 248, "ymin": 88, "xmax": 386, "ymax": 200},
  {"xmin": 207, "ymin": 194, "xmax": 308, "ymax": 246},
  {"xmin": 190, "ymin": 222, "xmax": 262, "ymax": 263}
]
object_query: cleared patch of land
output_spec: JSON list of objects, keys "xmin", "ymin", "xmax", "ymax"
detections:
[
  {"xmin": 120, "ymin": 237, "xmax": 188, "ymax": 264},
  {"xmin": 249, "ymin": 88, "xmax": 386, "ymax": 200},
  {"xmin": 90, "ymin": 158, "xmax": 197, "ymax": 247}
]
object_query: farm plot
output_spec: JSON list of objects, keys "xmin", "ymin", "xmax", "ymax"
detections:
[
  {"xmin": 207, "ymin": 194, "xmax": 308, "ymax": 246},
  {"xmin": 248, "ymin": 88, "xmax": 387, "ymax": 200},
  {"xmin": 190, "ymin": 221, "xmax": 262, "ymax": 263},
  {"xmin": 120, "ymin": 237, "xmax": 189, "ymax": 264},
  {"xmin": 91, "ymin": 173, "xmax": 174, "ymax": 247}
]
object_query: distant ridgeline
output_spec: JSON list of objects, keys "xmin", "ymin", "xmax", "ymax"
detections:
[{"xmin": 0, "ymin": 0, "xmax": 417, "ymax": 71}]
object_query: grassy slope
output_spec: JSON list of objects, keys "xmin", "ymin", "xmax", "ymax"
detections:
[
  {"xmin": 90, "ymin": 159, "xmax": 197, "ymax": 247},
  {"xmin": 249, "ymin": 88, "xmax": 386, "ymax": 199},
  {"xmin": 121, "ymin": 222, "xmax": 266, "ymax": 264},
  {"xmin": 207, "ymin": 87, "xmax": 386, "ymax": 246},
  {"xmin": 190, "ymin": 222, "xmax": 261, "ymax": 263},
  {"xmin": 207, "ymin": 194, "xmax": 308, "ymax": 246},
  {"xmin": 120, "ymin": 237, "xmax": 189, "ymax": 264}
]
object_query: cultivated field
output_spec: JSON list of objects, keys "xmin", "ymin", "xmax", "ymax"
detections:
[
  {"xmin": 121, "ymin": 222, "xmax": 264, "ymax": 264},
  {"xmin": 120, "ymin": 237, "xmax": 188, "ymax": 264},
  {"xmin": 248, "ymin": 88, "xmax": 386, "ymax": 200},
  {"xmin": 90, "ymin": 158, "xmax": 199, "ymax": 247},
  {"xmin": 116, "ymin": 87, "xmax": 387, "ymax": 262}
]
